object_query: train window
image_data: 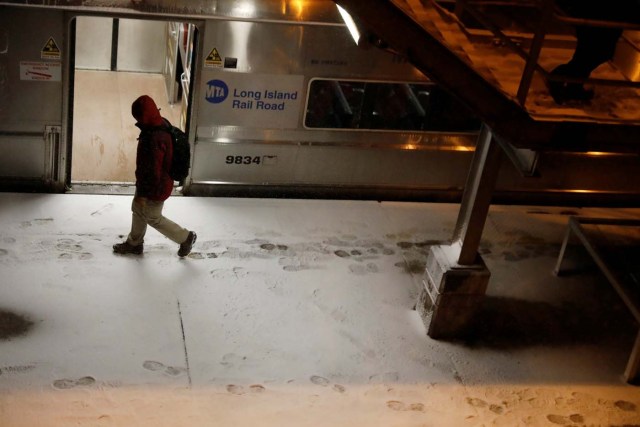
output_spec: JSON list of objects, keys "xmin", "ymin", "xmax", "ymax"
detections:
[{"xmin": 304, "ymin": 79, "xmax": 481, "ymax": 132}]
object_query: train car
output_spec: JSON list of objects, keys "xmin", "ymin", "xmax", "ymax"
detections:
[{"xmin": 0, "ymin": 0, "xmax": 639, "ymax": 204}]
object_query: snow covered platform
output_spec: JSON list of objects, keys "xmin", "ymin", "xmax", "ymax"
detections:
[{"xmin": 1, "ymin": 192, "xmax": 640, "ymax": 426}]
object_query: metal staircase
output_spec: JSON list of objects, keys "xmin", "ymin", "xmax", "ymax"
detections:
[{"xmin": 334, "ymin": 0, "xmax": 640, "ymax": 154}]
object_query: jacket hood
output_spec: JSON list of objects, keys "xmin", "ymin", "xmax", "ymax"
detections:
[{"xmin": 131, "ymin": 95, "xmax": 164, "ymax": 127}]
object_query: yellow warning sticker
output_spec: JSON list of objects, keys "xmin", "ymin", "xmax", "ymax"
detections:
[
  {"xmin": 41, "ymin": 37, "xmax": 61, "ymax": 60},
  {"xmin": 204, "ymin": 47, "xmax": 222, "ymax": 68}
]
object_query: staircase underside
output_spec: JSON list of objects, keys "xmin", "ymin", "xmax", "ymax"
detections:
[{"xmin": 335, "ymin": 0, "xmax": 640, "ymax": 154}]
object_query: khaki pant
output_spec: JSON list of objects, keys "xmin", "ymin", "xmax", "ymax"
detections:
[{"xmin": 126, "ymin": 197, "xmax": 189, "ymax": 246}]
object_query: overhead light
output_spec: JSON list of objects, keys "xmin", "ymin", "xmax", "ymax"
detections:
[{"xmin": 336, "ymin": 5, "xmax": 361, "ymax": 45}]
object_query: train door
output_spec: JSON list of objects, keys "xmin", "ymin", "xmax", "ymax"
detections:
[
  {"xmin": 68, "ymin": 16, "xmax": 198, "ymax": 190},
  {"xmin": 0, "ymin": 7, "xmax": 65, "ymax": 191}
]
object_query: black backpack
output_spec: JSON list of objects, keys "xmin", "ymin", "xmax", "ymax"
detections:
[{"xmin": 163, "ymin": 119, "xmax": 191, "ymax": 182}]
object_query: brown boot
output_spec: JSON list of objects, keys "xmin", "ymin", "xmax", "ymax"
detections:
[
  {"xmin": 178, "ymin": 231, "xmax": 197, "ymax": 257},
  {"xmin": 113, "ymin": 241, "xmax": 143, "ymax": 255}
]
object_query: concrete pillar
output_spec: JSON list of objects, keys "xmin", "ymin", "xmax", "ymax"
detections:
[{"xmin": 417, "ymin": 243, "xmax": 490, "ymax": 338}]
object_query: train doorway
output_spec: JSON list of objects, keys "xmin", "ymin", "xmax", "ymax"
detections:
[{"xmin": 68, "ymin": 16, "xmax": 197, "ymax": 190}]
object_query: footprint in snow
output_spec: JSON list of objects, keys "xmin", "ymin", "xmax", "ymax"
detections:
[{"xmin": 53, "ymin": 376, "xmax": 95, "ymax": 389}]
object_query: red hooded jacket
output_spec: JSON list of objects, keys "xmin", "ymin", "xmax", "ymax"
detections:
[{"xmin": 131, "ymin": 95, "xmax": 174, "ymax": 201}]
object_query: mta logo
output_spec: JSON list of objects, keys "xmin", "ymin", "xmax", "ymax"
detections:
[{"xmin": 205, "ymin": 79, "xmax": 228, "ymax": 103}]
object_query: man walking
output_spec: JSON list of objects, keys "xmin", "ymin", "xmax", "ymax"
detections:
[{"xmin": 113, "ymin": 95, "xmax": 196, "ymax": 257}]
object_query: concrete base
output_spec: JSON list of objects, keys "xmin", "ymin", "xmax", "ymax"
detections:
[{"xmin": 417, "ymin": 244, "xmax": 490, "ymax": 339}]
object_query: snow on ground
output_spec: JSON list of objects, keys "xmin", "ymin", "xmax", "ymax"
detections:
[{"xmin": 1, "ymin": 192, "xmax": 640, "ymax": 426}]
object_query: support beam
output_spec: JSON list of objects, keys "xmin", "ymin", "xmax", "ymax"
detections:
[
  {"xmin": 626, "ymin": 331, "xmax": 640, "ymax": 385},
  {"xmin": 453, "ymin": 125, "xmax": 503, "ymax": 265},
  {"xmin": 418, "ymin": 126, "xmax": 501, "ymax": 338}
]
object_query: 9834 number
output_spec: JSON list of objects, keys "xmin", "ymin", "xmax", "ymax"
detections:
[{"xmin": 225, "ymin": 155, "xmax": 261, "ymax": 165}]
